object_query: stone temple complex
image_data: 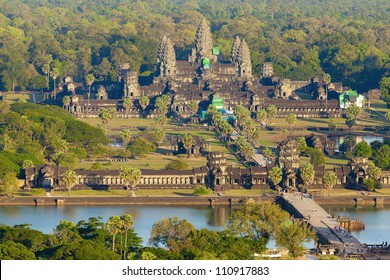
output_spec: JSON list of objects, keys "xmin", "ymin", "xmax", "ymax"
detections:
[{"xmin": 54, "ymin": 19, "xmax": 343, "ymax": 119}]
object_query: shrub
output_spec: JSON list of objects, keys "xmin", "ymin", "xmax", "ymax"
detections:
[{"xmin": 192, "ymin": 186, "xmax": 212, "ymax": 196}]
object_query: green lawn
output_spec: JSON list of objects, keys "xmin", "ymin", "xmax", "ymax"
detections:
[
  {"xmin": 78, "ymin": 153, "xmax": 208, "ymax": 170},
  {"xmin": 2, "ymin": 92, "xmax": 44, "ymax": 104},
  {"xmin": 80, "ymin": 117, "xmax": 160, "ymax": 128}
]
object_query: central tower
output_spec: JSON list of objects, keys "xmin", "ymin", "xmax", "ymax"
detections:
[{"xmin": 189, "ymin": 19, "xmax": 213, "ymax": 63}]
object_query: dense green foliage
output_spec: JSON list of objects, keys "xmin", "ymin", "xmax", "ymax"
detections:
[
  {"xmin": 126, "ymin": 137, "xmax": 156, "ymax": 157},
  {"xmin": 165, "ymin": 159, "xmax": 189, "ymax": 170},
  {"xmin": 0, "ymin": 0, "xmax": 388, "ymax": 92},
  {"xmin": 353, "ymin": 141, "xmax": 372, "ymax": 158},
  {"xmin": 192, "ymin": 185, "xmax": 212, "ymax": 196},
  {"xmin": 0, "ymin": 102, "xmax": 108, "ymax": 178},
  {"xmin": 0, "ymin": 217, "xmax": 141, "ymax": 260}
]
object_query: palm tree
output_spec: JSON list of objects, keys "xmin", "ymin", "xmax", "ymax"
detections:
[
  {"xmin": 123, "ymin": 97, "xmax": 132, "ymax": 118},
  {"xmin": 119, "ymin": 166, "xmax": 142, "ymax": 197},
  {"xmin": 323, "ymin": 171, "xmax": 337, "ymax": 197},
  {"xmin": 62, "ymin": 96, "xmax": 71, "ymax": 110},
  {"xmin": 286, "ymin": 113, "xmax": 297, "ymax": 135},
  {"xmin": 85, "ymin": 74, "xmax": 95, "ymax": 117},
  {"xmin": 106, "ymin": 215, "xmax": 122, "ymax": 252},
  {"xmin": 120, "ymin": 214, "xmax": 134, "ymax": 259},
  {"xmin": 50, "ymin": 67, "xmax": 59, "ymax": 98},
  {"xmin": 62, "ymin": 170, "xmax": 77, "ymax": 197},
  {"xmin": 139, "ymin": 96, "xmax": 150, "ymax": 117},
  {"xmin": 181, "ymin": 134, "xmax": 194, "ymax": 157},
  {"xmin": 98, "ymin": 108, "xmax": 116, "ymax": 136},
  {"xmin": 120, "ymin": 129, "xmax": 132, "ymax": 147}
]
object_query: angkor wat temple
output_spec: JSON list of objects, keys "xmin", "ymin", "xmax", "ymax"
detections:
[{"xmin": 55, "ymin": 19, "xmax": 343, "ymax": 119}]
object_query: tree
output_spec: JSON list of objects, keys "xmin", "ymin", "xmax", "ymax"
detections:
[
  {"xmin": 120, "ymin": 214, "xmax": 134, "ymax": 259},
  {"xmin": 149, "ymin": 216, "xmax": 195, "ymax": 253},
  {"xmin": 228, "ymin": 201, "xmax": 290, "ymax": 250},
  {"xmin": 154, "ymin": 95, "xmax": 171, "ymax": 116},
  {"xmin": 286, "ymin": 113, "xmax": 297, "ymax": 134},
  {"xmin": 120, "ymin": 129, "xmax": 132, "ymax": 147},
  {"xmin": 299, "ymin": 163, "xmax": 315, "ymax": 190},
  {"xmin": 275, "ymin": 220, "xmax": 315, "ymax": 259},
  {"xmin": 50, "ymin": 67, "xmax": 59, "ymax": 97},
  {"xmin": 0, "ymin": 172, "xmax": 19, "ymax": 198},
  {"xmin": 119, "ymin": 166, "xmax": 141, "ymax": 197},
  {"xmin": 268, "ymin": 166, "xmax": 282, "ymax": 189},
  {"xmin": 306, "ymin": 147, "xmax": 326, "ymax": 166},
  {"xmin": 296, "ymin": 137, "xmax": 307, "ymax": 153},
  {"xmin": 122, "ymin": 98, "xmax": 133, "ymax": 118},
  {"xmin": 323, "ymin": 171, "xmax": 337, "ymax": 196},
  {"xmin": 373, "ymin": 145, "xmax": 390, "ymax": 169},
  {"xmin": 256, "ymin": 109, "xmax": 268, "ymax": 127},
  {"xmin": 165, "ymin": 159, "xmax": 189, "ymax": 170},
  {"xmin": 61, "ymin": 170, "xmax": 77, "ymax": 197},
  {"xmin": 368, "ymin": 163, "xmax": 381, "ymax": 180},
  {"xmin": 127, "ymin": 137, "xmax": 156, "ymax": 158},
  {"xmin": 345, "ymin": 104, "xmax": 361, "ymax": 131},
  {"xmin": 353, "ymin": 141, "xmax": 372, "ymax": 158},
  {"xmin": 62, "ymin": 96, "xmax": 71, "ymax": 110},
  {"xmin": 85, "ymin": 74, "xmax": 95, "ymax": 116},
  {"xmin": 106, "ymin": 216, "xmax": 122, "ymax": 252},
  {"xmin": 98, "ymin": 108, "xmax": 116, "ymax": 136},
  {"xmin": 188, "ymin": 101, "xmax": 198, "ymax": 116},
  {"xmin": 380, "ymin": 77, "xmax": 390, "ymax": 104},
  {"xmin": 266, "ymin": 105, "xmax": 277, "ymax": 125},
  {"xmin": 365, "ymin": 163, "xmax": 382, "ymax": 192},
  {"xmin": 139, "ymin": 96, "xmax": 150, "ymax": 113},
  {"xmin": 156, "ymin": 115, "xmax": 168, "ymax": 126},
  {"xmin": 181, "ymin": 134, "xmax": 194, "ymax": 157},
  {"xmin": 153, "ymin": 128, "xmax": 165, "ymax": 144},
  {"xmin": 263, "ymin": 147, "xmax": 272, "ymax": 158}
]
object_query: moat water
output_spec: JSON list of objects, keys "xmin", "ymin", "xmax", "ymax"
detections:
[{"xmin": 0, "ymin": 204, "xmax": 389, "ymax": 246}]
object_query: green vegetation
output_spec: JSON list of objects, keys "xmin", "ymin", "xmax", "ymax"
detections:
[
  {"xmin": 192, "ymin": 186, "xmax": 212, "ymax": 196},
  {"xmin": 0, "ymin": 102, "xmax": 107, "ymax": 179},
  {"xmin": 165, "ymin": 159, "xmax": 189, "ymax": 170},
  {"xmin": 0, "ymin": 0, "xmax": 388, "ymax": 94}
]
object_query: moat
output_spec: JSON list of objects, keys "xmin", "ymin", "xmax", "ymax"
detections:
[{"xmin": 0, "ymin": 204, "xmax": 389, "ymax": 246}]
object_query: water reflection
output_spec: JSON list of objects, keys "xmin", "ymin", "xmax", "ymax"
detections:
[{"xmin": 0, "ymin": 204, "xmax": 389, "ymax": 246}]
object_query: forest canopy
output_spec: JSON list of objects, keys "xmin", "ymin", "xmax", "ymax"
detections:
[{"xmin": 0, "ymin": 0, "xmax": 389, "ymax": 93}]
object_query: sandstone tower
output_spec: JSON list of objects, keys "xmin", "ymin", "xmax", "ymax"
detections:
[
  {"xmin": 157, "ymin": 36, "xmax": 176, "ymax": 79},
  {"xmin": 190, "ymin": 19, "xmax": 213, "ymax": 63},
  {"xmin": 237, "ymin": 39, "xmax": 252, "ymax": 78},
  {"xmin": 230, "ymin": 36, "xmax": 241, "ymax": 65}
]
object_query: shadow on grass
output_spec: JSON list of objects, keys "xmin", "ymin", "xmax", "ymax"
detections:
[{"xmin": 173, "ymin": 192, "xmax": 195, "ymax": 197}]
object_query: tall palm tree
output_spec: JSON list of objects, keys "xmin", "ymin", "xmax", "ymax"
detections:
[
  {"xmin": 120, "ymin": 214, "xmax": 134, "ymax": 259},
  {"xmin": 123, "ymin": 97, "xmax": 132, "ymax": 118},
  {"xmin": 50, "ymin": 68, "xmax": 59, "ymax": 98},
  {"xmin": 182, "ymin": 134, "xmax": 194, "ymax": 157},
  {"xmin": 62, "ymin": 96, "xmax": 70, "ymax": 111},
  {"xmin": 106, "ymin": 216, "xmax": 122, "ymax": 252},
  {"xmin": 85, "ymin": 74, "xmax": 95, "ymax": 117},
  {"xmin": 119, "ymin": 166, "xmax": 142, "ymax": 197}
]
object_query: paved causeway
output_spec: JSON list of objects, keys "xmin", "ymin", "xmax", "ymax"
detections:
[{"xmin": 282, "ymin": 192, "xmax": 367, "ymax": 256}]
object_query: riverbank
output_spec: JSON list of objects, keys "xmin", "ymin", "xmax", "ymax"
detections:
[{"xmin": 1, "ymin": 194, "xmax": 390, "ymax": 206}]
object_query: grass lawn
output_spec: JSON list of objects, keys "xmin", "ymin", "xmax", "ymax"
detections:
[
  {"xmin": 49, "ymin": 189, "xmax": 197, "ymax": 197},
  {"xmin": 80, "ymin": 117, "xmax": 160, "ymax": 128},
  {"xmin": 78, "ymin": 153, "xmax": 208, "ymax": 170},
  {"xmin": 2, "ymin": 92, "xmax": 45, "ymax": 104},
  {"xmin": 32, "ymin": 188, "xmax": 278, "ymax": 197}
]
